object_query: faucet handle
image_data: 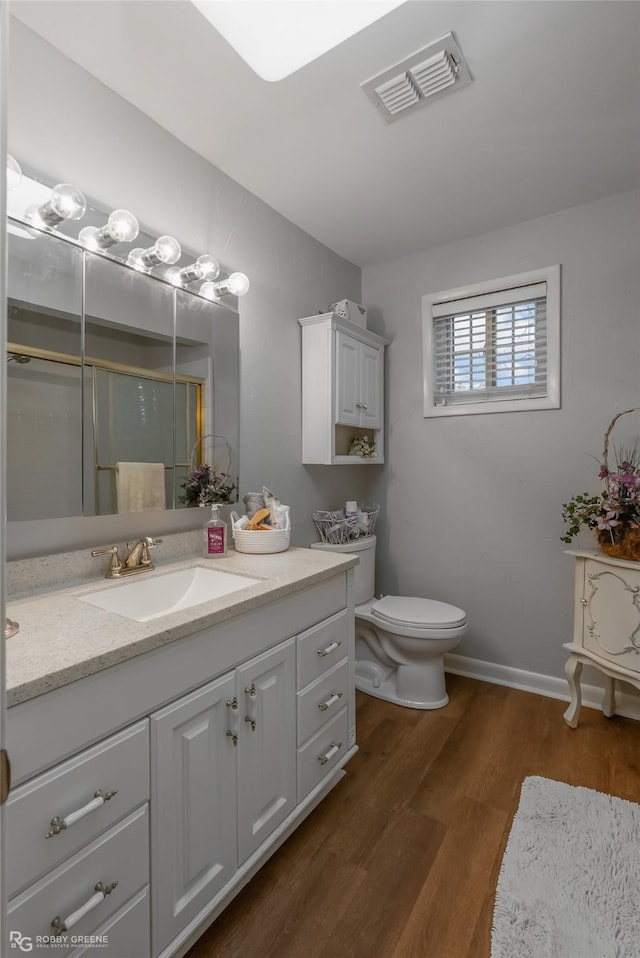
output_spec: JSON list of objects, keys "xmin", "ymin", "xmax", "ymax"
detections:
[
  {"xmin": 91, "ymin": 545, "xmax": 123, "ymax": 575},
  {"xmin": 140, "ymin": 537, "xmax": 162, "ymax": 566}
]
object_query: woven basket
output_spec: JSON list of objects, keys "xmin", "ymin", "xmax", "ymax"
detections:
[{"xmin": 595, "ymin": 408, "xmax": 640, "ymax": 561}]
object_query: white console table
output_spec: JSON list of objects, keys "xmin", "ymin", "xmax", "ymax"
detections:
[{"xmin": 564, "ymin": 550, "xmax": 640, "ymax": 728}]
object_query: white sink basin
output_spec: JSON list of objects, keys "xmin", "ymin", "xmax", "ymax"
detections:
[{"xmin": 78, "ymin": 566, "xmax": 260, "ymax": 622}]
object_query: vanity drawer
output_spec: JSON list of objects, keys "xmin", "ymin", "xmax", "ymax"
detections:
[
  {"xmin": 68, "ymin": 886, "xmax": 150, "ymax": 958},
  {"xmin": 297, "ymin": 658, "xmax": 348, "ymax": 746},
  {"xmin": 297, "ymin": 707, "xmax": 349, "ymax": 802},
  {"xmin": 6, "ymin": 720, "xmax": 149, "ymax": 897},
  {"xmin": 8, "ymin": 805, "xmax": 149, "ymax": 958},
  {"xmin": 297, "ymin": 609, "xmax": 350, "ymax": 689}
]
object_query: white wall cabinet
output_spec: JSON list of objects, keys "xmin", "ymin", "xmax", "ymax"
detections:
[
  {"xmin": 299, "ymin": 312, "xmax": 388, "ymax": 464},
  {"xmin": 6, "ymin": 571, "xmax": 355, "ymax": 958}
]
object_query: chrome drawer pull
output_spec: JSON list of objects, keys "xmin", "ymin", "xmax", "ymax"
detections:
[
  {"xmin": 51, "ymin": 880, "xmax": 118, "ymax": 935},
  {"xmin": 318, "ymin": 742, "xmax": 342, "ymax": 766},
  {"xmin": 316, "ymin": 640, "xmax": 341, "ymax": 657},
  {"xmin": 318, "ymin": 692, "xmax": 343, "ymax": 712},
  {"xmin": 46, "ymin": 788, "xmax": 118, "ymax": 838}
]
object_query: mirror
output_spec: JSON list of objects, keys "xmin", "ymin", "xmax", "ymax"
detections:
[{"xmin": 6, "ymin": 213, "xmax": 239, "ymax": 520}]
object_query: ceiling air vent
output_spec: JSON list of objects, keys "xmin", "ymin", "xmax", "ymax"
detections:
[{"xmin": 362, "ymin": 32, "xmax": 472, "ymax": 123}]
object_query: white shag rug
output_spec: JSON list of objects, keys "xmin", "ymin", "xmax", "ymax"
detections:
[{"xmin": 491, "ymin": 776, "xmax": 640, "ymax": 958}]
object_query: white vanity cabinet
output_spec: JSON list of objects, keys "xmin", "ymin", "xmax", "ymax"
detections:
[
  {"xmin": 151, "ymin": 639, "xmax": 296, "ymax": 954},
  {"xmin": 299, "ymin": 312, "xmax": 388, "ymax": 464},
  {"xmin": 564, "ymin": 550, "xmax": 640, "ymax": 728},
  {"xmin": 5, "ymin": 563, "xmax": 356, "ymax": 958}
]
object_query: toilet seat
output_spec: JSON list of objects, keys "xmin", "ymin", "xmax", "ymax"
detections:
[{"xmin": 371, "ymin": 595, "xmax": 467, "ymax": 630}]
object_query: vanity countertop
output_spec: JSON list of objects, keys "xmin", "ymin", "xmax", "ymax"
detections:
[{"xmin": 5, "ymin": 547, "xmax": 357, "ymax": 708}]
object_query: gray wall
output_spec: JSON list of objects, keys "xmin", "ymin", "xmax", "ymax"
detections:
[
  {"xmin": 6, "ymin": 20, "xmax": 373, "ymax": 557},
  {"xmin": 363, "ymin": 190, "xmax": 640, "ymax": 681}
]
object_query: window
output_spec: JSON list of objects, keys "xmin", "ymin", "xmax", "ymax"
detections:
[{"xmin": 422, "ymin": 265, "xmax": 560, "ymax": 417}]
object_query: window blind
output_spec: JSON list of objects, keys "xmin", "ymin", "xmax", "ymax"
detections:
[{"xmin": 431, "ymin": 281, "xmax": 548, "ymax": 406}]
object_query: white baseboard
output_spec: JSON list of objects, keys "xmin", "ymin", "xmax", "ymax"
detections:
[{"xmin": 444, "ymin": 653, "xmax": 640, "ymax": 721}]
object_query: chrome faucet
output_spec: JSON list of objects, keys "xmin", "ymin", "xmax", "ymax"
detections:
[{"xmin": 92, "ymin": 537, "xmax": 163, "ymax": 579}]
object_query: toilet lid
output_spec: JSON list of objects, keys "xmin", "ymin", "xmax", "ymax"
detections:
[{"xmin": 371, "ymin": 595, "xmax": 466, "ymax": 629}]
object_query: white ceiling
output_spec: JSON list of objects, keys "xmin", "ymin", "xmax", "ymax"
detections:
[{"xmin": 10, "ymin": 0, "xmax": 640, "ymax": 267}]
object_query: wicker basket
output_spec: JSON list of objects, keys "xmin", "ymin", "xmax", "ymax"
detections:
[
  {"xmin": 312, "ymin": 505, "xmax": 379, "ymax": 545},
  {"xmin": 231, "ymin": 509, "xmax": 290, "ymax": 554},
  {"xmin": 595, "ymin": 408, "xmax": 640, "ymax": 561}
]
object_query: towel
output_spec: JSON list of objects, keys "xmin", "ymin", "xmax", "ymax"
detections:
[{"xmin": 116, "ymin": 462, "xmax": 166, "ymax": 514}]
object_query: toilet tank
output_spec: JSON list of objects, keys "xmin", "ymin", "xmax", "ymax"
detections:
[{"xmin": 309, "ymin": 535, "xmax": 376, "ymax": 605}]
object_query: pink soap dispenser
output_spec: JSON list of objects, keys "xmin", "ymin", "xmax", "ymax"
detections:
[{"xmin": 204, "ymin": 503, "xmax": 228, "ymax": 558}]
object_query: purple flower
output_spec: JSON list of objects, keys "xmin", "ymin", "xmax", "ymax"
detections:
[
  {"xmin": 599, "ymin": 464, "xmax": 609, "ymax": 479},
  {"xmin": 597, "ymin": 511, "xmax": 619, "ymax": 531}
]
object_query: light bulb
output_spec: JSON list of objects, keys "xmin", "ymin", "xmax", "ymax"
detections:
[
  {"xmin": 81, "ymin": 209, "xmax": 139, "ymax": 251},
  {"xmin": 200, "ymin": 281, "xmax": 218, "ymax": 301},
  {"xmin": 200, "ymin": 271, "xmax": 250, "ymax": 299},
  {"xmin": 37, "ymin": 183, "xmax": 86, "ymax": 226},
  {"xmin": 227, "ymin": 272, "xmax": 250, "ymax": 296},
  {"xmin": 78, "ymin": 226, "xmax": 100, "ymax": 250},
  {"xmin": 102, "ymin": 209, "xmax": 139, "ymax": 244},
  {"xmin": 154, "ymin": 235, "xmax": 181, "ymax": 264},
  {"xmin": 6, "ymin": 154, "xmax": 22, "ymax": 191},
  {"xmin": 127, "ymin": 248, "xmax": 146, "ymax": 271},
  {"xmin": 178, "ymin": 254, "xmax": 220, "ymax": 284},
  {"xmin": 137, "ymin": 234, "xmax": 181, "ymax": 267},
  {"xmin": 165, "ymin": 267, "xmax": 182, "ymax": 286}
]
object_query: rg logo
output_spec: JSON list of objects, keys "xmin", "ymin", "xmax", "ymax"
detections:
[{"xmin": 9, "ymin": 931, "xmax": 33, "ymax": 952}]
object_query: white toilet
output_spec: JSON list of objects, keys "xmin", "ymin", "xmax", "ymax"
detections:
[{"xmin": 310, "ymin": 536, "xmax": 467, "ymax": 709}]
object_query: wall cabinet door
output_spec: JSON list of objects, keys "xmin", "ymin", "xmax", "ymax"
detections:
[
  {"xmin": 335, "ymin": 332, "xmax": 360, "ymax": 426},
  {"xmin": 151, "ymin": 672, "xmax": 238, "ymax": 954},
  {"xmin": 335, "ymin": 332, "xmax": 382, "ymax": 429},
  {"xmin": 359, "ymin": 342, "xmax": 382, "ymax": 430},
  {"xmin": 237, "ymin": 639, "xmax": 296, "ymax": 864}
]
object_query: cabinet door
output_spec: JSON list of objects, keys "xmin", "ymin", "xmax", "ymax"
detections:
[
  {"xmin": 360, "ymin": 343, "xmax": 382, "ymax": 430},
  {"xmin": 150, "ymin": 672, "xmax": 237, "ymax": 954},
  {"xmin": 237, "ymin": 639, "xmax": 296, "ymax": 864},
  {"xmin": 335, "ymin": 332, "xmax": 360, "ymax": 425}
]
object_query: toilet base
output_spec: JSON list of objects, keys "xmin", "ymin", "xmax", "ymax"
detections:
[{"xmin": 355, "ymin": 670, "xmax": 449, "ymax": 710}]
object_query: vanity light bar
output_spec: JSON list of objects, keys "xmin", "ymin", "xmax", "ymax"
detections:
[{"xmin": 8, "ymin": 159, "xmax": 250, "ymax": 300}]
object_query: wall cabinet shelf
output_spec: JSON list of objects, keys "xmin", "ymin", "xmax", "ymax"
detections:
[{"xmin": 299, "ymin": 312, "xmax": 388, "ymax": 465}]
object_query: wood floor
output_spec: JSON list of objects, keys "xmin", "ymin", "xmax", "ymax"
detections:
[{"xmin": 186, "ymin": 675, "xmax": 640, "ymax": 958}]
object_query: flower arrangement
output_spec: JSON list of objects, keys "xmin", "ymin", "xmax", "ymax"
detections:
[
  {"xmin": 180, "ymin": 434, "xmax": 237, "ymax": 507},
  {"xmin": 349, "ymin": 435, "xmax": 376, "ymax": 458},
  {"xmin": 180, "ymin": 464, "xmax": 237, "ymax": 507},
  {"xmin": 562, "ymin": 411, "xmax": 640, "ymax": 560}
]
